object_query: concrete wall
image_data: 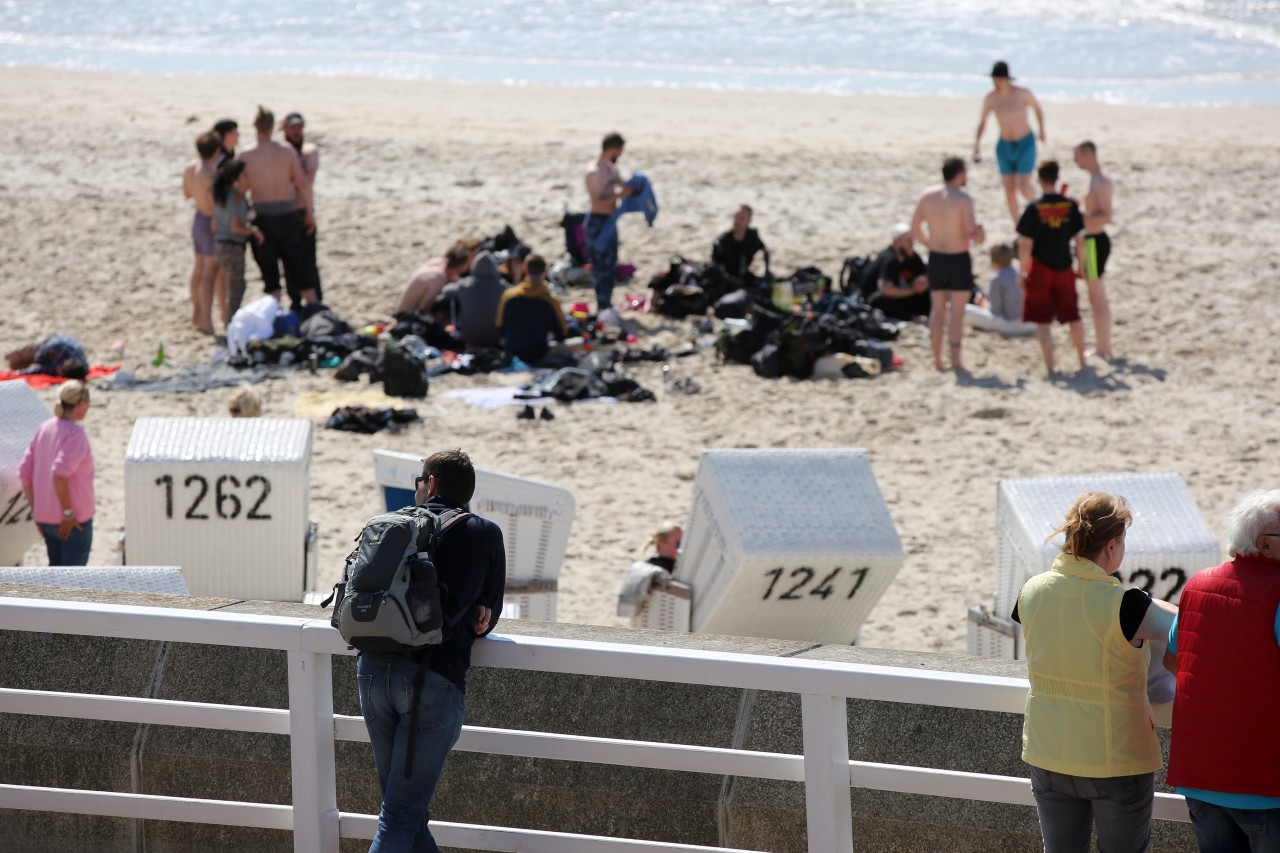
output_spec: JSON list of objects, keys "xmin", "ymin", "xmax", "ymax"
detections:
[{"xmin": 0, "ymin": 584, "xmax": 1197, "ymax": 852}]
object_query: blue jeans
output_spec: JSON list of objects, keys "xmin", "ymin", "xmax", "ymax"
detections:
[
  {"xmin": 37, "ymin": 518, "xmax": 93, "ymax": 566},
  {"xmin": 1030, "ymin": 765, "xmax": 1154, "ymax": 853},
  {"xmin": 1187, "ymin": 798, "xmax": 1280, "ymax": 853},
  {"xmin": 357, "ymin": 654, "xmax": 465, "ymax": 853},
  {"xmin": 584, "ymin": 213, "xmax": 617, "ymax": 311}
]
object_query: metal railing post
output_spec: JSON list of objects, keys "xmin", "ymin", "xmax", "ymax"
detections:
[
  {"xmin": 800, "ymin": 693, "xmax": 853, "ymax": 853},
  {"xmin": 287, "ymin": 649, "xmax": 339, "ymax": 853}
]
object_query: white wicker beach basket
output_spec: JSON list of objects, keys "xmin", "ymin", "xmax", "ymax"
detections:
[
  {"xmin": 631, "ymin": 577, "xmax": 693, "ymax": 633},
  {"xmin": 124, "ymin": 418, "xmax": 314, "ymax": 601},
  {"xmin": 372, "ymin": 449, "xmax": 575, "ymax": 622},
  {"xmin": 0, "ymin": 565, "xmax": 189, "ymax": 595},
  {"xmin": 675, "ymin": 448, "xmax": 903, "ymax": 645},
  {"xmin": 0, "ymin": 382, "xmax": 53, "ymax": 566},
  {"xmin": 972, "ymin": 472, "xmax": 1221, "ymax": 659}
]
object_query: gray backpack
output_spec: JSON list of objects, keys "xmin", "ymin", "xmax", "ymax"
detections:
[{"xmin": 325, "ymin": 505, "xmax": 471, "ymax": 654}]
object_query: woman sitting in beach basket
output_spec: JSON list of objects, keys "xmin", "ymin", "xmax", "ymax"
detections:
[{"xmin": 1013, "ymin": 492, "xmax": 1177, "ymax": 853}]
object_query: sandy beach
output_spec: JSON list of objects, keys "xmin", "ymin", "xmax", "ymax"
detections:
[{"xmin": 3, "ymin": 68, "xmax": 1278, "ymax": 653}]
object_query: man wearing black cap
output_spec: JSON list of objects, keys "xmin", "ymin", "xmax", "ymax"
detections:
[
  {"xmin": 281, "ymin": 112, "xmax": 322, "ymax": 303},
  {"xmin": 974, "ymin": 61, "xmax": 1045, "ymax": 224}
]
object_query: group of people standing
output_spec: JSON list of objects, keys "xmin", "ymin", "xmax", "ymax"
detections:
[
  {"xmin": 1018, "ymin": 490, "xmax": 1280, "ymax": 853},
  {"xmin": 183, "ymin": 106, "xmax": 321, "ymax": 335},
  {"xmin": 907, "ymin": 61, "xmax": 1115, "ymax": 375}
]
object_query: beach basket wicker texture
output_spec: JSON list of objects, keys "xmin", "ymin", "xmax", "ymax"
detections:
[
  {"xmin": 981, "ymin": 472, "xmax": 1221, "ymax": 659},
  {"xmin": 0, "ymin": 382, "xmax": 53, "ymax": 565},
  {"xmin": 676, "ymin": 449, "xmax": 904, "ymax": 645},
  {"xmin": 372, "ymin": 450, "xmax": 574, "ymax": 622},
  {"xmin": 124, "ymin": 418, "xmax": 313, "ymax": 601},
  {"xmin": 0, "ymin": 565, "xmax": 189, "ymax": 595},
  {"xmin": 632, "ymin": 578, "xmax": 693, "ymax": 633}
]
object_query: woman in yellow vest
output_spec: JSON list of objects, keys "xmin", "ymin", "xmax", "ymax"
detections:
[{"xmin": 1013, "ymin": 492, "xmax": 1177, "ymax": 852}]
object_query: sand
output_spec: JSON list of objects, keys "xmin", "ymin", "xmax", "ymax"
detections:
[{"xmin": 3, "ymin": 68, "xmax": 1278, "ymax": 653}]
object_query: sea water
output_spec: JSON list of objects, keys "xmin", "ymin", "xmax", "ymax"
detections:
[{"xmin": 2, "ymin": 0, "xmax": 1277, "ymax": 104}]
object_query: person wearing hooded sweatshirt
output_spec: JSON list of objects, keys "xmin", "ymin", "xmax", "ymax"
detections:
[
  {"xmin": 440, "ymin": 251, "xmax": 509, "ymax": 348},
  {"xmin": 496, "ymin": 254, "xmax": 567, "ymax": 364}
]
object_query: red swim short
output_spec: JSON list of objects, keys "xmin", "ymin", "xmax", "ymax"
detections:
[{"xmin": 1022, "ymin": 262, "xmax": 1080, "ymax": 324}]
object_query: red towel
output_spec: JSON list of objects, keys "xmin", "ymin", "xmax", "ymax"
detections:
[{"xmin": 0, "ymin": 365, "xmax": 120, "ymax": 389}]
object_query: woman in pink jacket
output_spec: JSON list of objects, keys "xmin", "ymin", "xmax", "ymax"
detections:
[{"xmin": 19, "ymin": 380, "xmax": 95, "ymax": 566}]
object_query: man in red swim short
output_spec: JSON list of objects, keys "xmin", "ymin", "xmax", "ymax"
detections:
[{"xmin": 1017, "ymin": 160, "xmax": 1086, "ymax": 376}]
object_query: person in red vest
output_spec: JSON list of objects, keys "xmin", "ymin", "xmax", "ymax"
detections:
[{"xmin": 1165, "ymin": 490, "xmax": 1280, "ymax": 851}]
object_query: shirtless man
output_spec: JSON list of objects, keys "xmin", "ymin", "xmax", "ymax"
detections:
[
  {"xmin": 583, "ymin": 132, "xmax": 636, "ymax": 314},
  {"xmin": 1074, "ymin": 140, "xmax": 1115, "ymax": 359},
  {"xmin": 911, "ymin": 157, "xmax": 986, "ymax": 372},
  {"xmin": 239, "ymin": 106, "xmax": 317, "ymax": 311},
  {"xmin": 181, "ymin": 130, "xmax": 222, "ymax": 334},
  {"xmin": 394, "ymin": 240, "xmax": 474, "ymax": 315},
  {"xmin": 281, "ymin": 111, "xmax": 323, "ymax": 304},
  {"xmin": 974, "ymin": 61, "xmax": 1046, "ymax": 224}
]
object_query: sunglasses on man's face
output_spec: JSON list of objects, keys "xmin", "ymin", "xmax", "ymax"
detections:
[{"xmin": 415, "ymin": 476, "xmax": 428, "ymax": 489}]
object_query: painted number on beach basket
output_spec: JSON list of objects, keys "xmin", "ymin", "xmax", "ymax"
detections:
[
  {"xmin": 154, "ymin": 474, "xmax": 273, "ymax": 521},
  {"xmin": 1118, "ymin": 566, "xmax": 1187, "ymax": 602},
  {"xmin": 0, "ymin": 493, "xmax": 34, "ymax": 526},
  {"xmin": 762, "ymin": 566, "xmax": 870, "ymax": 602}
]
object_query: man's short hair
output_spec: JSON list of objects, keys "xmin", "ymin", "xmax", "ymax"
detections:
[
  {"xmin": 738, "ymin": 204, "xmax": 753, "ymax": 216},
  {"xmin": 602, "ymin": 132, "xmax": 626, "ymax": 152},
  {"xmin": 1076, "ymin": 140, "xmax": 1097, "ymax": 156},
  {"xmin": 213, "ymin": 118, "xmax": 238, "ymax": 136},
  {"xmin": 989, "ymin": 243, "xmax": 1015, "ymax": 266},
  {"xmin": 195, "ymin": 131, "xmax": 222, "ymax": 160},
  {"xmin": 1038, "ymin": 160, "xmax": 1060, "ymax": 184},
  {"xmin": 58, "ymin": 358, "xmax": 88, "ymax": 380},
  {"xmin": 942, "ymin": 157, "xmax": 966, "ymax": 182},
  {"xmin": 422, "ymin": 449, "xmax": 476, "ymax": 505},
  {"xmin": 444, "ymin": 241, "xmax": 473, "ymax": 270},
  {"xmin": 526, "ymin": 254, "xmax": 547, "ymax": 277},
  {"xmin": 254, "ymin": 106, "xmax": 275, "ymax": 134}
]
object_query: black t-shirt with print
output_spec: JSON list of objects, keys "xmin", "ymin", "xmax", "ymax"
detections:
[{"xmin": 1016, "ymin": 193, "xmax": 1085, "ymax": 271}]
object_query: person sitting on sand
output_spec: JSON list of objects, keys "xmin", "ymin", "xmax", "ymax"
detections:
[
  {"xmin": 227, "ymin": 387, "xmax": 262, "ymax": 417},
  {"xmin": 394, "ymin": 240, "xmax": 474, "ymax": 315},
  {"xmin": 437, "ymin": 251, "xmax": 510, "ymax": 349},
  {"xmin": 712, "ymin": 205, "xmax": 769, "ymax": 290},
  {"xmin": 965, "ymin": 243, "xmax": 1036, "ymax": 336},
  {"xmin": 616, "ymin": 522, "xmax": 684, "ymax": 624},
  {"xmin": 1017, "ymin": 160, "xmax": 1087, "ymax": 375},
  {"xmin": 864, "ymin": 223, "xmax": 930, "ymax": 321},
  {"xmin": 495, "ymin": 254, "xmax": 567, "ymax": 365},
  {"xmin": 5, "ymin": 335, "xmax": 89, "ymax": 379},
  {"xmin": 182, "ymin": 130, "xmax": 222, "ymax": 335}
]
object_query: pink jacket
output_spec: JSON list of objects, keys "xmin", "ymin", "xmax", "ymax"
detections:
[{"xmin": 18, "ymin": 417, "xmax": 95, "ymax": 524}]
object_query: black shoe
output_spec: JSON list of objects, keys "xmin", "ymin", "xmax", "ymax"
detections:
[
  {"xmin": 539, "ymin": 407, "xmax": 555, "ymax": 421},
  {"xmin": 517, "ymin": 404, "xmax": 535, "ymax": 420}
]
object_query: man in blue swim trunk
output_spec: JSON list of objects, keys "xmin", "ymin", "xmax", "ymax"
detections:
[{"xmin": 974, "ymin": 61, "xmax": 1046, "ymax": 224}]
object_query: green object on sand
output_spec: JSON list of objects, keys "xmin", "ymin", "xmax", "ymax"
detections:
[{"xmin": 151, "ymin": 343, "xmax": 166, "ymax": 367}]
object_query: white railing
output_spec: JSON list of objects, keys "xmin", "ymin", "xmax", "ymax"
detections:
[{"xmin": 0, "ymin": 595, "xmax": 1189, "ymax": 853}]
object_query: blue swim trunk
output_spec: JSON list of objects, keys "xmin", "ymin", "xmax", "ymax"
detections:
[{"xmin": 996, "ymin": 133, "xmax": 1036, "ymax": 176}]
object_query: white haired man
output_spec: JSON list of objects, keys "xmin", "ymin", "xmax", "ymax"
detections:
[{"xmin": 1165, "ymin": 490, "xmax": 1280, "ymax": 851}]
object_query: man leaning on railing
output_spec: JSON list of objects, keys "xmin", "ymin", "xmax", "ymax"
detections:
[{"xmin": 355, "ymin": 449, "xmax": 507, "ymax": 853}]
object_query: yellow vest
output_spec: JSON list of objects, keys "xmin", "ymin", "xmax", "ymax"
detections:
[{"xmin": 1019, "ymin": 554, "xmax": 1163, "ymax": 777}]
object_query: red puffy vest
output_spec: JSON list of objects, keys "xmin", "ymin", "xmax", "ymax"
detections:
[{"xmin": 1166, "ymin": 556, "xmax": 1280, "ymax": 794}]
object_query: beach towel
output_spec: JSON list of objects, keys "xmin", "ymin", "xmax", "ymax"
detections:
[
  {"xmin": 616, "ymin": 561, "xmax": 669, "ymax": 618},
  {"xmin": 0, "ymin": 365, "xmax": 119, "ymax": 389},
  {"xmin": 590, "ymin": 173, "xmax": 659, "ymax": 253},
  {"xmin": 104, "ymin": 363, "xmax": 291, "ymax": 393}
]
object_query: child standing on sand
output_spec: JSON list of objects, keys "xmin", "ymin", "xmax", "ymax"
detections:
[{"xmin": 212, "ymin": 159, "xmax": 263, "ymax": 322}]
